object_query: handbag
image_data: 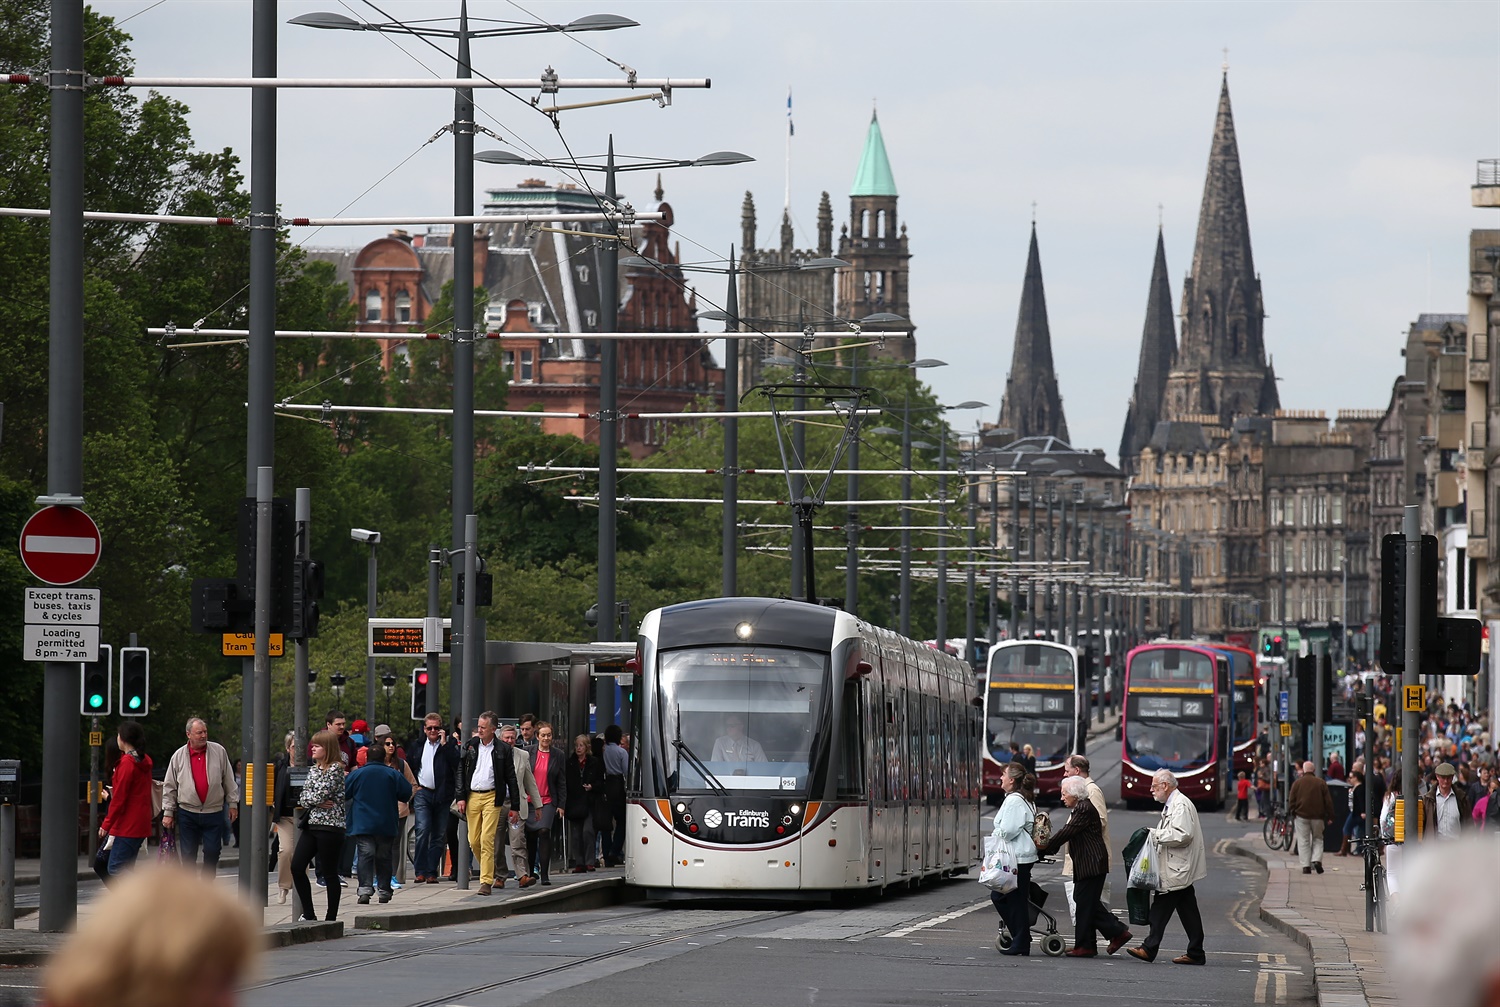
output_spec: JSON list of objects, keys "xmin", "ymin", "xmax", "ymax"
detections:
[
  {"xmin": 156, "ymin": 828, "xmax": 176, "ymax": 864},
  {"xmin": 526, "ymin": 803, "xmax": 557, "ymax": 833},
  {"xmin": 978, "ymin": 834, "xmax": 1019, "ymax": 894}
]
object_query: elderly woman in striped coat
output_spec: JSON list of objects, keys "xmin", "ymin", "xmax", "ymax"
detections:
[{"xmin": 1038, "ymin": 775, "xmax": 1132, "ymax": 957}]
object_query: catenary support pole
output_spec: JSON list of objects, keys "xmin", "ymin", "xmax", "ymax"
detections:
[
  {"xmin": 597, "ymin": 139, "xmax": 620, "ymax": 641},
  {"xmin": 39, "ymin": 0, "xmax": 84, "ymax": 933},
  {"xmin": 790, "ymin": 334, "xmax": 808, "ymax": 601},
  {"xmin": 238, "ymin": 0, "xmax": 278, "ymax": 895},
  {"xmin": 365, "ymin": 539, "xmax": 378, "ymax": 725},
  {"xmin": 450, "ymin": 2, "xmax": 476, "ymax": 731},
  {"xmin": 965, "ymin": 450, "xmax": 978, "ymax": 667},
  {"xmin": 935, "ymin": 432, "xmax": 949, "ymax": 646},
  {"xmin": 722, "ymin": 254, "xmax": 739, "ymax": 599},
  {"xmin": 844, "ymin": 350, "xmax": 860, "ymax": 615}
]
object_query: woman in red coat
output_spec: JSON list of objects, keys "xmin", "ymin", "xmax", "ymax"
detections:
[{"xmin": 98, "ymin": 720, "xmax": 154, "ymax": 878}]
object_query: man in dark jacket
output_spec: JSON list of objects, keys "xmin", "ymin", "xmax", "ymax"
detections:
[
  {"xmin": 1420, "ymin": 762, "xmax": 1471, "ymax": 840},
  {"xmin": 407, "ymin": 712, "xmax": 460, "ymax": 884},
  {"xmin": 1288, "ymin": 761, "xmax": 1333, "ymax": 875},
  {"xmin": 453, "ymin": 711, "xmax": 521, "ymax": 894},
  {"xmin": 346, "ymin": 757, "xmax": 414, "ymax": 904}
]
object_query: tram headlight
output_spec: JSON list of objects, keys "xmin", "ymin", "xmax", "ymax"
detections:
[
  {"xmin": 790, "ymin": 804, "xmax": 802, "ymax": 816},
  {"xmin": 675, "ymin": 803, "xmax": 686, "ymax": 814},
  {"xmin": 735, "ymin": 621, "xmax": 754, "ymax": 640},
  {"xmin": 781, "ymin": 815, "xmax": 793, "ymax": 826}
]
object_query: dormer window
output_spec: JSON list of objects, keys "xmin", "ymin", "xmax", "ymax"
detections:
[{"xmin": 365, "ymin": 288, "xmax": 381, "ymax": 322}]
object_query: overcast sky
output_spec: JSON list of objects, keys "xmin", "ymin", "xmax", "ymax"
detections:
[{"xmin": 90, "ymin": 0, "xmax": 1500, "ymax": 462}]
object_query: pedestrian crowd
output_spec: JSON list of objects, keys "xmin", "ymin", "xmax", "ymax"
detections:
[{"xmin": 89, "ymin": 707, "xmax": 631, "ymax": 922}]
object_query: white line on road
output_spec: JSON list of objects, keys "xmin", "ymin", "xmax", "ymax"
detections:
[{"xmin": 879, "ymin": 900, "xmax": 990, "ymax": 938}]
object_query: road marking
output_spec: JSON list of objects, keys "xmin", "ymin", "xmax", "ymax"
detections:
[
  {"xmin": 1254, "ymin": 953, "xmax": 1294, "ymax": 1003},
  {"xmin": 879, "ymin": 901, "xmax": 989, "ymax": 938}
]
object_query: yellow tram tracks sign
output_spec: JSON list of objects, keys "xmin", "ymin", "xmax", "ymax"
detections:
[{"xmin": 1403, "ymin": 684, "xmax": 1426, "ymax": 713}]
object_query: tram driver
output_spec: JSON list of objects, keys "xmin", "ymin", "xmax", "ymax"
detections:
[{"xmin": 711, "ymin": 715, "xmax": 767, "ymax": 764}]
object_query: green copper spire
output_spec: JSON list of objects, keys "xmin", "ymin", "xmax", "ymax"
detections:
[{"xmin": 850, "ymin": 110, "xmax": 897, "ymax": 197}]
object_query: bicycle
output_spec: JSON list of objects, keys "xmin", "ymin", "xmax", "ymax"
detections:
[
  {"xmin": 1350, "ymin": 833, "xmax": 1395, "ymax": 933},
  {"xmin": 1261, "ymin": 798, "xmax": 1293, "ymax": 851}
]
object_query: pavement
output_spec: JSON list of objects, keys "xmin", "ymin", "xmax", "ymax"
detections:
[
  {"xmin": 0, "ymin": 861, "xmax": 628, "ymax": 964},
  {"xmin": 1230, "ymin": 833, "xmax": 1395, "ymax": 1007}
]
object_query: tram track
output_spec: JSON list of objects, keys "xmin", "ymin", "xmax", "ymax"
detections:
[
  {"xmin": 240, "ymin": 906, "xmax": 667, "ymax": 991},
  {"xmin": 402, "ymin": 909, "xmax": 801, "ymax": 1007}
]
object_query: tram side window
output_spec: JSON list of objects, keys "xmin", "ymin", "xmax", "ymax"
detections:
[
  {"xmin": 885, "ymin": 699, "xmax": 898, "ymax": 802},
  {"xmin": 837, "ymin": 681, "xmax": 865, "ymax": 798}
]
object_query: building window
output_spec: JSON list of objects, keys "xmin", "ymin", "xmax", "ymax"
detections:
[
  {"xmin": 1284, "ymin": 541, "xmax": 1294, "ymax": 573},
  {"xmin": 365, "ymin": 288, "xmax": 381, "ymax": 322},
  {"xmin": 1332, "ymin": 494, "xmax": 1344, "ymax": 525},
  {"xmin": 1271, "ymin": 495, "xmax": 1282, "ymax": 526},
  {"xmin": 1333, "ymin": 540, "xmax": 1344, "ymax": 570},
  {"xmin": 528, "ymin": 303, "xmax": 544, "ymax": 326},
  {"xmin": 395, "ymin": 289, "xmax": 412, "ymax": 323},
  {"xmin": 503, "ymin": 349, "xmax": 534, "ymax": 383}
]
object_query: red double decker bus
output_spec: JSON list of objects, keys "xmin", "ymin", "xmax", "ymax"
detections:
[
  {"xmin": 1119, "ymin": 643, "xmax": 1228, "ymax": 809},
  {"xmin": 982, "ymin": 640, "xmax": 1085, "ymax": 803}
]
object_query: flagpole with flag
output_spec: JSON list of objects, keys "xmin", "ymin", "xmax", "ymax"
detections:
[{"xmin": 785, "ymin": 87, "xmax": 793, "ymax": 212}]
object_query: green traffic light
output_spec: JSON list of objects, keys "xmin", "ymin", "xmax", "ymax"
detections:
[
  {"xmin": 89, "ymin": 694, "xmax": 104, "ymax": 708},
  {"xmin": 128, "ymin": 696, "xmax": 142, "ymax": 710}
]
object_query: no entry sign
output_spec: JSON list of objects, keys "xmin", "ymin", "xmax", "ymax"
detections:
[{"xmin": 19, "ymin": 506, "xmax": 101, "ymax": 585}]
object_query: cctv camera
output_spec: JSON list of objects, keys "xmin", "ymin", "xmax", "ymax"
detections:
[{"xmin": 350, "ymin": 528, "xmax": 382, "ymax": 545}]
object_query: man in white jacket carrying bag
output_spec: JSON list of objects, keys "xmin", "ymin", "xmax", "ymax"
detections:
[{"xmin": 1127, "ymin": 769, "xmax": 1207, "ymax": 965}]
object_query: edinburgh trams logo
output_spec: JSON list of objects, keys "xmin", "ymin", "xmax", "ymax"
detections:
[{"xmin": 702, "ymin": 809, "xmax": 723, "ymax": 828}]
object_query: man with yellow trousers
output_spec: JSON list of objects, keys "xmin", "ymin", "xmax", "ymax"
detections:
[{"xmin": 453, "ymin": 711, "xmax": 521, "ymax": 895}]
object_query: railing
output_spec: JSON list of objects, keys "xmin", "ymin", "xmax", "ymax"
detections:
[{"xmin": 1480, "ymin": 160, "xmax": 1500, "ymax": 186}]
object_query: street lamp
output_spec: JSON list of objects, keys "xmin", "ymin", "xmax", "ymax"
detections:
[
  {"xmin": 294, "ymin": 1, "xmax": 638, "ymax": 782},
  {"xmin": 351, "ymin": 528, "xmax": 381, "ymax": 725},
  {"xmin": 476, "ymin": 143, "xmax": 751, "ymax": 642},
  {"xmin": 628, "ymin": 252, "xmax": 843, "ymax": 599}
]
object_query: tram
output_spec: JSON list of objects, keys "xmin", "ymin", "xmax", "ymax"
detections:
[
  {"xmin": 1203, "ymin": 643, "xmax": 1261, "ymax": 777},
  {"xmin": 1119, "ymin": 642, "xmax": 1229, "ymax": 809},
  {"xmin": 624, "ymin": 597, "xmax": 982, "ymax": 897},
  {"xmin": 981, "ymin": 640, "xmax": 1085, "ymax": 803}
]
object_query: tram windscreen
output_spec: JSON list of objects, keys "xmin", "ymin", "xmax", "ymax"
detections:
[
  {"xmin": 986, "ymin": 689, "xmax": 1074, "ymax": 765},
  {"xmin": 1123, "ymin": 692, "xmax": 1214, "ymax": 771},
  {"xmin": 657, "ymin": 646, "xmax": 826, "ymax": 792}
]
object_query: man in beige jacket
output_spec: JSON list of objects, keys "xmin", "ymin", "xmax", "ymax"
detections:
[
  {"xmin": 160, "ymin": 718, "xmax": 240, "ymax": 873},
  {"xmin": 499, "ymin": 724, "xmax": 544, "ymax": 887},
  {"xmin": 1061, "ymin": 754, "xmax": 1111, "ymax": 924}
]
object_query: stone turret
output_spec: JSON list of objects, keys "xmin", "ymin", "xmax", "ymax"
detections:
[{"xmin": 1119, "ymin": 228, "xmax": 1179, "ymax": 472}]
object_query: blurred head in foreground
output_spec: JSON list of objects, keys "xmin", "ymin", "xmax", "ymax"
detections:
[
  {"xmin": 44, "ymin": 863, "xmax": 259, "ymax": 1007},
  {"xmin": 1394, "ymin": 835, "xmax": 1500, "ymax": 1007}
]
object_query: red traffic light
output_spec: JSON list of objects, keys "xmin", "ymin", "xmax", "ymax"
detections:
[
  {"xmin": 416, "ymin": 671, "xmax": 429, "ymax": 686},
  {"xmin": 1273, "ymin": 635, "xmax": 1282, "ymax": 643}
]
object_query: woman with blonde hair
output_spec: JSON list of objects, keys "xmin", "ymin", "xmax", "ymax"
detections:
[
  {"xmin": 271, "ymin": 730, "xmax": 297, "ymax": 905},
  {"xmin": 564, "ymin": 733, "xmax": 605, "ymax": 872},
  {"xmin": 291, "ymin": 729, "xmax": 347, "ymax": 920},
  {"xmin": 43, "ymin": 864, "xmax": 258, "ymax": 1007}
]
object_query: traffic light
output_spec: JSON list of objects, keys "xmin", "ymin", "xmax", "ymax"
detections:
[
  {"xmin": 1269, "ymin": 635, "xmax": 1285, "ymax": 658},
  {"xmin": 291, "ymin": 559, "xmax": 324, "ymax": 639},
  {"xmin": 80, "ymin": 644, "xmax": 113, "ymax": 716},
  {"xmin": 1379, "ymin": 532, "xmax": 1439, "ymax": 669},
  {"xmin": 455, "ymin": 570, "xmax": 493, "ymax": 606},
  {"xmin": 411, "ymin": 666, "xmax": 430, "ymax": 720},
  {"xmin": 120, "ymin": 647, "xmax": 149, "ymax": 716},
  {"xmin": 191, "ymin": 577, "xmax": 249, "ymax": 633},
  {"xmin": 1262, "ymin": 635, "xmax": 1273, "ymax": 656}
]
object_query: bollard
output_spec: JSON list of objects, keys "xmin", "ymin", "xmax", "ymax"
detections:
[{"xmin": 0, "ymin": 760, "xmax": 18, "ymax": 929}]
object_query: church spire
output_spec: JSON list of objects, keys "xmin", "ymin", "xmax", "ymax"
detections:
[
  {"xmin": 998, "ymin": 225, "xmax": 1069, "ymax": 443},
  {"xmin": 850, "ymin": 110, "xmax": 897, "ymax": 197},
  {"xmin": 1119, "ymin": 228, "xmax": 1178, "ymax": 470},
  {"xmin": 1162, "ymin": 72, "xmax": 1276, "ymax": 425}
]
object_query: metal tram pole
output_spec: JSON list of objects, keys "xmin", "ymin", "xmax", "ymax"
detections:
[
  {"xmin": 989, "ymin": 467, "xmax": 1001, "ymax": 646},
  {"xmin": 965, "ymin": 445, "xmax": 979, "ymax": 667},
  {"xmin": 39, "ymin": 0, "xmax": 84, "ymax": 933},
  {"xmin": 455, "ymin": 514, "xmax": 480, "ymax": 890},
  {"xmin": 1400, "ymin": 504, "xmax": 1420, "ymax": 847},
  {"xmin": 426, "ymin": 547, "xmax": 442, "ymax": 718},
  {"xmin": 449, "ymin": 4, "xmax": 477, "ymax": 726},
  {"xmin": 722, "ymin": 253, "xmax": 740, "ymax": 599},
  {"xmin": 935, "ymin": 432, "xmax": 949, "ymax": 645},
  {"xmin": 87, "ymin": 717, "xmax": 99, "ymax": 860},
  {"xmin": 845, "ymin": 350, "xmax": 860, "ymax": 615},
  {"xmin": 598, "ymin": 139, "xmax": 620, "ymax": 642},
  {"xmin": 248, "ymin": 466, "xmax": 274, "ymax": 906}
]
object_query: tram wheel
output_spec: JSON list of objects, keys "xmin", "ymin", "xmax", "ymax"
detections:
[{"xmin": 1041, "ymin": 934, "xmax": 1068, "ymax": 957}]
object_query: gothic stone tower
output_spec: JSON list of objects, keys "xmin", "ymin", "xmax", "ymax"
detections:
[
  {"xmin": 1161, "ymin": 74, "xmax": 1279, "ymax": 426},
  {"xmin": 997, "ymin": 224, "xmax": 1070, "ymax": 443},
  {"xmin": 837, "ymin": 111, "xmax": 914, "ymax": 360}
]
